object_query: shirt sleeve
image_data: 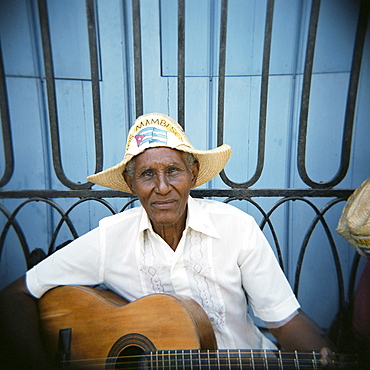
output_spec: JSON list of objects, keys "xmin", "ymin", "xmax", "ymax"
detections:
[
  {"xmin": 264, "ymin": 310, "xmax": 299, "ymax": 329},
  {"xmin": 238, "ymin": 217, "xmax": 300, "ymax": 322},
  {"xmin": 26, "ymin": 227, "xmax": 102, "ymax": 298}
]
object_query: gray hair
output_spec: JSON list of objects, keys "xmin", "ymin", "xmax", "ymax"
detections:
[{"xmin": 124, "ymin": 151, "xmax": 198, "ymax": 178}]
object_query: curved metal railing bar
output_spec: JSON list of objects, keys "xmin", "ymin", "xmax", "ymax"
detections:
[
  {"xmin": 37, "ymin": 0, "xmax": 102, "ymax": 189},
  {"xmin": 0, "ymin": 192, "xmax": 362, "ymax": 311},
  {"xmin": 291, "ymin": 198, "xmax": 345, "ymax": 306},
  {"xmin": 257, "ymin": 196, "xmax": 346, "ymax": 305},
  {"xmin": 223, "ymin": 196, "xmax": 284, "ymax": 271},
  {"xmin": 120, "ymin": 197, "xmax": 139, "ymax": 212},
  {"xmin": 0, "ymin": 204, "xmax": 30, "ymax": 268},
  {"xmin": 218, "ymin": 0, "xmax": 274, "ymax": 188},
  {"xmin": 0, "ymin": 41, "xmax": 14, "ymax": 187},
  {"xmin": 85, "ymin": 0, "xmax": 103, "ymax": 176},
  {"xmin": 48, "ymin": 197, "xmax": 118, "ymax": 255},
  {"xmin": 348, "ymin": 252, "xmax": 362, "ymax": 301},
  {"xmin": 0, "ymin": 188, "xmax": 354, "ymax": 200},
  {"xmin": 216, "ymin": 0, "xmax": 228, "ymax": 159},
  {"xmin": 177, "ymin": 0, "xmax": 185, "ymax": 128},
  {"xmin": 132, "ymin": 0, "xmax": 143, "ymax": 118},
  {"xmin": 0, "ymin": 198, "xmax": 78, "ymax": 267},
  {"xmin": 297, "ymin": 0, "xmax": 369, "ymax": 188}
]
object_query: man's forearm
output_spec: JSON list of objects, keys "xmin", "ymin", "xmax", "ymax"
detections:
[{"xmin": 268, "ymin": 310, "xmax": 333, "ymax": 351}]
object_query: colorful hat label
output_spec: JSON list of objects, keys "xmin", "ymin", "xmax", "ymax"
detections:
[
  {"xmin": 135, "ymin": 127, "xmax": 168, "ymax": 147},
  {"xmin": 126, "ymin": 117, "xmax": 186, "ymax": 151}
]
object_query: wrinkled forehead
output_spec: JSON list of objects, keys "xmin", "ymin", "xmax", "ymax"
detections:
[{"xmin": 132, "ymin": 147, "xmax": 186, "ymax": 166}]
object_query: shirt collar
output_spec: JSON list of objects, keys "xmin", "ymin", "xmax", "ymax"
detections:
[
  {"xmin": 137, "ymin": 196, "xmax": 221, "ymax": 239},
  {"xmin": 186, "ymin": 196, "xmax": 221, "ymax": 239},
  {"xmin": 138, "ymin": 206, "xmax": 152, "ymax": 233}
]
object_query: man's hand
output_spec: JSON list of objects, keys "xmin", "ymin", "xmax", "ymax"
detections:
[{"xmin": 320, "ymin": 346, "xmax": 336, "ymax": 367}]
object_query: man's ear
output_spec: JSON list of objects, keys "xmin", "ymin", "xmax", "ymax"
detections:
[
  {"xmin": 191, "ymin": 162, "xmax": 200, "ymax": 186},
  {"xmin": 123, "ymin": 172, "xmax": 136, "ymax": 195}
]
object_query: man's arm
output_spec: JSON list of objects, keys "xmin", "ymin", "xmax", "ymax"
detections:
[
  {"xmin": 0, "ymin": 276, "xmax": 53, "ymax": 369},
  {"xmin": 269, "ymin": 310, "xmax": 334, "ymax": 366}
]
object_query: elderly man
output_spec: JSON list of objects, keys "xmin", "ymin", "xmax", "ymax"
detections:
[{"xmin": 0, "ymin": 113, "xmax": 333, "ymax": 368}]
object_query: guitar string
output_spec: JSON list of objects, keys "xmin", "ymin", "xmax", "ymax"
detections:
[
  {"xmin": 61, "ymin": 349, "xmax": 356, "ymax": 369},
  {"xmin": 62, "ymin": 350, "xmax": 353, "ymax": 363},
  {"xmin": 63, "ymin": 358, "xmax": 355, "ymax": 370}
]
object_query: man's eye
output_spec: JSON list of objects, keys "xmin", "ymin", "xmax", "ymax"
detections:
[
  {"xmin": 167, "ymin": 167, "xmax": 178, "ymax": 174},
  {"xmin": 141, "ymin": 170, "xmax": 153, "ymax": 177}
]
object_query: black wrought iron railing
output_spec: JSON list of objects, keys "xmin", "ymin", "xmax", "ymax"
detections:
[{"xmin": 0, "ymin": 0, "xmax": 368, "ymax": 343}]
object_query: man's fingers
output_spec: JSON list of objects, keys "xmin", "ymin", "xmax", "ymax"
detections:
[{"xmin": 320, "ymin": 347, "xmax": 335, "ymax": 367}]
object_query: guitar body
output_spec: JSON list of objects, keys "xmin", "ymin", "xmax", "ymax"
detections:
[
  {"xmin": 38, "ymin": 286, "xmax": 358, "ymax": 369},
  {"xmin": 38, "ymin": 286, "xmax": 217, "ymax": 368}
]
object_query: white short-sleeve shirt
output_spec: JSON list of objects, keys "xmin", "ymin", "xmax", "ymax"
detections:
[{"xmin": 26, "ymin": 196, "xmax": 300, "ymax": 349}]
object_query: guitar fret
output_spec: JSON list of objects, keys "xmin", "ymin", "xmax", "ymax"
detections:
[
  {"xmin": 182, "ymin": 349, "xmax": 186, "ymax": 369},
  {"xmin": 251, "ymin": 349, "xmax": 255, "ymax": 370},
  {"xmin": 278, "ymin": 350, "xmax": 283, "ymax": 370},
  {"xmin": 173, "ymin": 349, "xmax": 176, "ymax": 370},
  {"xmin": 294, "ymin": 350, "xmax": 299, "ymax": 370},
  {"xmin": 263, "ymin": 349, "xmax": 268, "ymax": 369},
  {"xmin": 163, "ymin": 351, "xmax": 172, "ymax": 369},
  {"xmin": 238, "ymin": 349, "xmax": 242, "ymax": 370},
  {"xmin": 312, "ymin": 351, "xmax": 318, "ymax": 370}
]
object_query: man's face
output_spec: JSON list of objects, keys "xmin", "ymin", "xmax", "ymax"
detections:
[{"xmin": 124, "ymin": 147, "xmax": 199, "ymax": 233}]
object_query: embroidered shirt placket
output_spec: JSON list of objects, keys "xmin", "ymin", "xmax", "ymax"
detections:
[
  {"xmin": 140, "ymin": 230, "xmax": 165, "ymax": 294},
  {"xmin": 186, "ymin": 229, "xmax": 226, "ymax": 346}
]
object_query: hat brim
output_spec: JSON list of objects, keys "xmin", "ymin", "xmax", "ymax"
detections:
[
  {"xmin": 87, "ymin": 144, "xmax": 232, "ymax": 193},
  {"xmin": 337, "ymin": 178, "xmax": 370, "ymax": 256}
]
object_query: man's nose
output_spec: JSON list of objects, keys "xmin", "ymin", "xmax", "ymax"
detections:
[{"xmin": 155, "ymin": 173, "xmax": 171, "ymax": 194}]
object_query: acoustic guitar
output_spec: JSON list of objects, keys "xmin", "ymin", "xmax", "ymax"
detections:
[{"xmin": 38, "ymin": 286, "xmax": 357, "ymax": 369}]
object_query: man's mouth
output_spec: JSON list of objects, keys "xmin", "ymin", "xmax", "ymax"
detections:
[{"xmin": 151, "ymin": 200, "xmax": 177, "ymax": 209}]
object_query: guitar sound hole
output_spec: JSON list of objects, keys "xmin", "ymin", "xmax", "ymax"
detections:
[
  {"xmin": 114, "ymin": 346, "xmax": 144, "ymax": 369},
  {"xmin": 106, "ymin": 333, "xmax": 156, "ymax": 369}
]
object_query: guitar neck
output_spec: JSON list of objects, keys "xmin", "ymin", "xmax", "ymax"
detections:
[
  {"xmin": 102, "ymin": 349, "xmax": 357, "ymax": 369},
  {"xmin": 141, "ymin": 349, "xmax": 319, "ymax": 369}
]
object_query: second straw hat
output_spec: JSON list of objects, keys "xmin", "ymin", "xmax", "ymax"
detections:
[{"xmin": 336, "ymin": 178, "xmax": 370, "ymax": 257}]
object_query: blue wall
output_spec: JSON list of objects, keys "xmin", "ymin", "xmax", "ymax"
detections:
[{"xmin": 0, "ymin": 0, "xmax": 369, "ymax": 331}]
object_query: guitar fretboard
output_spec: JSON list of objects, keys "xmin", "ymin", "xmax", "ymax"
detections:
[{"xmin": 103, "ymin": 349, "xmax": 357, "ymax": 369}]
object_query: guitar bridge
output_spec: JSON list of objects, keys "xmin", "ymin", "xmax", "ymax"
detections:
[{"xmin": 56, "ymin": 328, "xmax": 72, "ymax": 367}]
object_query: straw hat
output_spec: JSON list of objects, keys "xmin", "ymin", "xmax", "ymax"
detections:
[
  {"xmin": 87, "ymin": 113, "xmax": 232, "ymax": 193},
  {"xmin": 336, "ymin": 179, "xmax": 370, "ymax": 257}
]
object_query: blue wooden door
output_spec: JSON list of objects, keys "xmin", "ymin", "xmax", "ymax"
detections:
[{"xmin": 0, "ymin": 0, "xmax": 369, "ymax": 332}]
